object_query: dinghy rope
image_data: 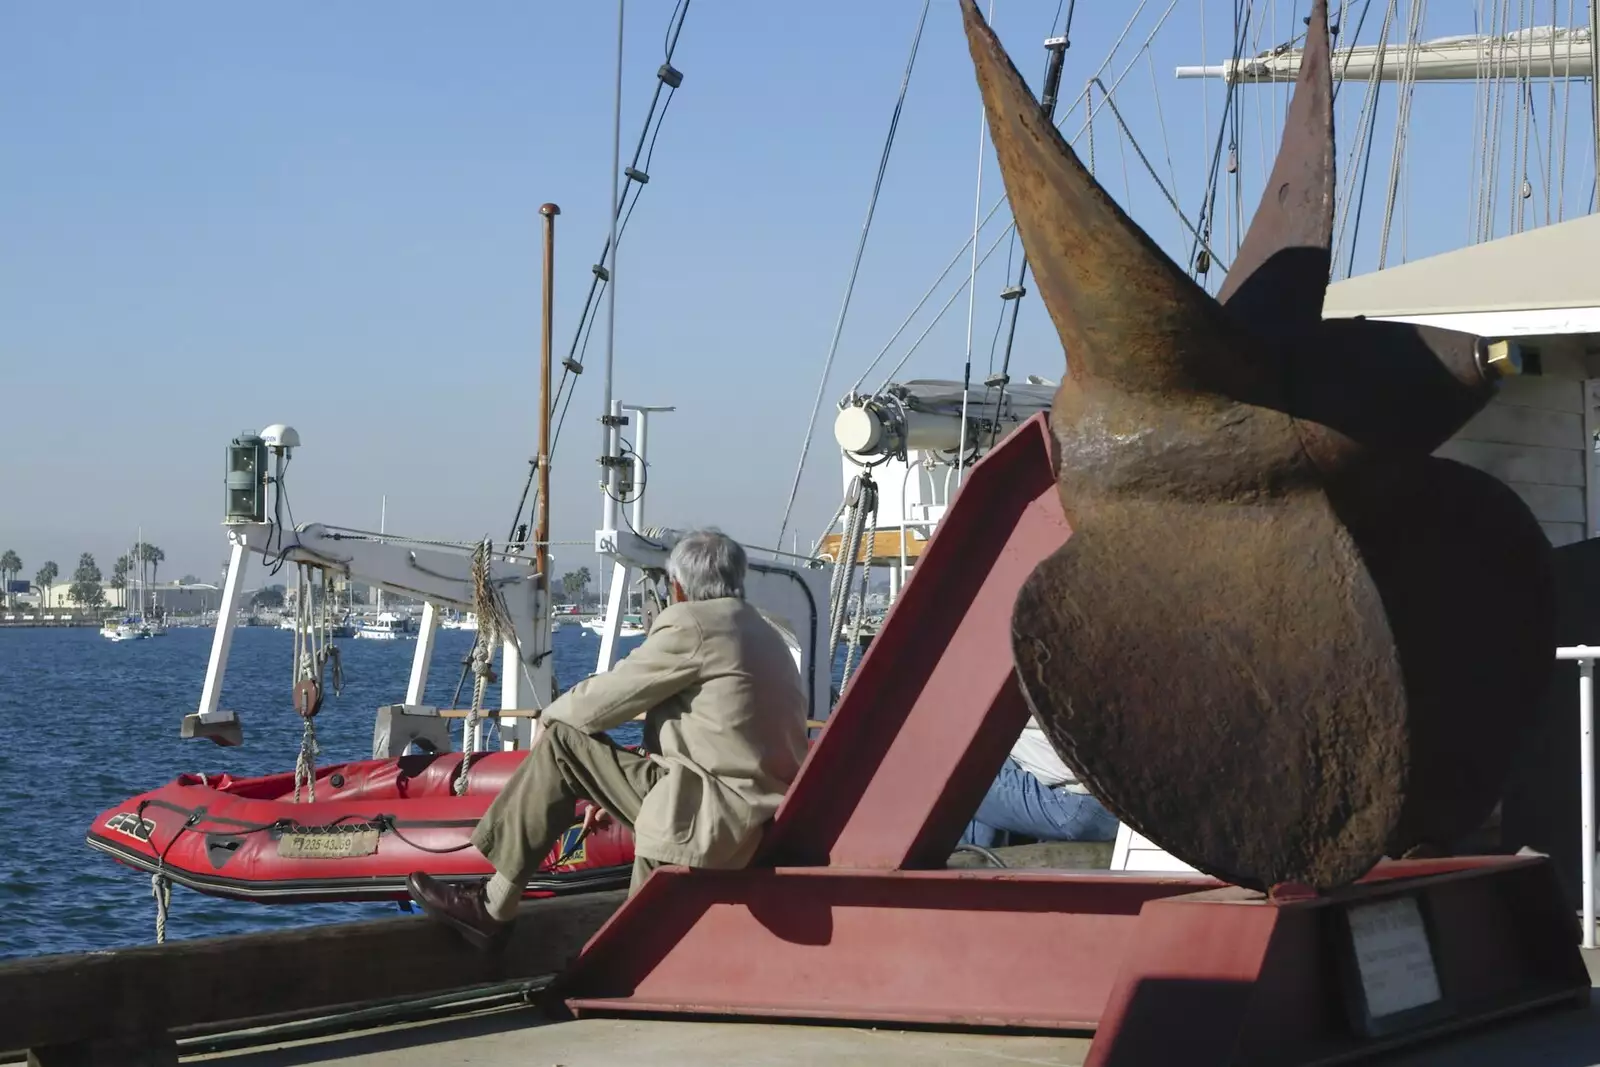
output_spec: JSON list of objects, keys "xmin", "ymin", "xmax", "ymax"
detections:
[
  {"xmin": 825, "ymin": 473, "xmax": 878, "ymax": 684},
  {"xmin": 151, "ymin": 871, "xmax": 171, "ymax": 944},
  {"xmin": 842, "ymin": 485, "xmax": 878, "ymax": 686},
  {"xmin": 456, "ymin": 540, "xmax": 516, "ymax": 796},
  {"xmin": 290, "ymin": 564, "xmax": 343, "ymax": 804}
]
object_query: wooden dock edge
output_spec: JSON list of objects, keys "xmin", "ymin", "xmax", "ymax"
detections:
[{"xmin": 0, "ymin": 889, "xmax": 625, "ymax": 1065}]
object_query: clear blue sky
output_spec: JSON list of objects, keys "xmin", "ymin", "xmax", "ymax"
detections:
[{"xmin": 3, "ymin": 1, "xmax": 1593, "ymax": 584}]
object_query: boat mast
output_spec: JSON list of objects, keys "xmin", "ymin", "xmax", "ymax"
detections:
[
  {"xmin": 599, "ymin": 0, "xmax": 624, "ymax": 539},
  {"xmin": 537, "ymin": 203, "xmax": 559, "ymax": 588},
  {"xmin": 376, "ymin": 496, "xmax": 386, "ymax": 613}
]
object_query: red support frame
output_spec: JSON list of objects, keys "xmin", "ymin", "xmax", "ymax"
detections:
[
  {"xmin": 558, "ymin": 414, "xmax": 1591, "ymax": 1063},
  {"xmin": 761, "ymin": 414, "xmax": 1071, "ymax": 870}
]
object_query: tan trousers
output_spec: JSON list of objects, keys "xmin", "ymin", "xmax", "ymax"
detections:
[{"xmin": 470, "ymin": 720, "xmax": 666, "ymax": 896}]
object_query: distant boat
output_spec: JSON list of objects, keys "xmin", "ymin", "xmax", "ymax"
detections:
[
  {"xmin": 440, "ymin": 611, "xmax": 479, "ymax": 632},
  {"xmin": 581, "ymin": 613, "xmax": 646, "ymax": 639},
  {"xmin": 100, "ymin": 617, "xmax": 149, "ymax": 641},
  {"xmin": 355, "ymin": 611, "xmax": 412, "ymax": 640}
]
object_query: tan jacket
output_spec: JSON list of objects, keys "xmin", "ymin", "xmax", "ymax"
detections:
[{"xmin": 541, "ymin": 597, "xmax": 809, "ymax": 868}]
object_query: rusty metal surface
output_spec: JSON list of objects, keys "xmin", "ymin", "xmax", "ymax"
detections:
[{"xmin": 963, "ymin": 0, "xmax": 1556, "ymax": 890}]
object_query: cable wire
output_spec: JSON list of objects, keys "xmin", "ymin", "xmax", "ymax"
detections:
[{"xmin": 772, "ymin": 0, "xmax": 933, "ymax": 555}]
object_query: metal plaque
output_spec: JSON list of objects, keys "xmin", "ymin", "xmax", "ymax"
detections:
[
  {"xmin": 276, "ymin": 827, "xmax": 380, "ymax": 859},
  {"xmin": 1346, "ymin": 895, "xmax": 1443, "ymax": 1023}
]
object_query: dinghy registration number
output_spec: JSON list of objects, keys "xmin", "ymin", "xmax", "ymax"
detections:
[{"xmin": 277, "ymin": 828, "xmax": 381, "ymax": 859}]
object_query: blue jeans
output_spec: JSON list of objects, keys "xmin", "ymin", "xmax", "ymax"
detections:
[{"xmin": 959, "ymin": 758, "xmax": 1119, "ymax": 848}]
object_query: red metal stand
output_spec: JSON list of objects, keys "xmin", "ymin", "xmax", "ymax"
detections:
[{"xmin": 559, "ymin": 415, "xmax": 1591, "ymax": 1063}]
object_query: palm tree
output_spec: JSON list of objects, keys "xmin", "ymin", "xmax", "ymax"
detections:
[
  {"xmin": 110, "ymin": 555, "xmax": 131, "ymax": 608},
  {"xmin": 0, "ymin": 549, "xmax": 20, "ymax": 603},
  {"xmin": 139, "ymin": 543, "xmax": 165, "ymax": 587},
  {"xmin": 34, "ymin": 561, "xmax": 58, "ymax": 607}
]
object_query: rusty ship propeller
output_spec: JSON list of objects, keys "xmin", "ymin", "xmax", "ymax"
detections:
[{"xmin": 961, "ymin": 0, "xmax": 1556, "ymax": 890}]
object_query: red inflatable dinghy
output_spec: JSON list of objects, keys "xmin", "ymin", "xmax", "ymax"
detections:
[{"xmin": 86, "ymin": 750, "xmax": 633, "ymax": 904}]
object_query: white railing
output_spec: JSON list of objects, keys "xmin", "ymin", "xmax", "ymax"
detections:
[{"xmin": 1557, "ymin": 646, "xmax": 1598, "ymax": 950}]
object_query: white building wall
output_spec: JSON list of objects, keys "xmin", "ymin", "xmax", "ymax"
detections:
[{"xmin": 1437, "ymin": 374, "xmax": 1590, "ymax": 547}]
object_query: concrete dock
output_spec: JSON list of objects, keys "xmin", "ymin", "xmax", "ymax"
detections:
[{"xmin": 193, "ymin": 951, "xmax": 1600, "ymax": 1067}]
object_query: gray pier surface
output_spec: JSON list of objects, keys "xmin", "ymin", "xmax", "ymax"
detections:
[{"xmin": 194, "ymin": 951, "xmax": 1600, "ymax": 1067}]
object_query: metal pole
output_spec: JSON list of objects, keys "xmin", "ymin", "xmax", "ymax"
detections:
[
  {"xmin": 537, "ymin": 203, "xmax": 559, "ymax": 587},
  {"xmin": 1557, "ymin": 644, "xmax": 1598, "ymax": 947},
  {"xmin": 601, "ymin": 0, "xmax": 625, "ymax": 536},
  {"xmin": 1590, "ymin": 0, "xmax": 1600, "ymax": 209},
  {"xmin": 632, "ymin": 409, "xmax": 648, "ymax": 533},
  {"xmin": 1583, "ymin": 657, "xmax": 1596, "ymax": 948}
]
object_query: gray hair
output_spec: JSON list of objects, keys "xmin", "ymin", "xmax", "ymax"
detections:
[{"xmin": 666, "ymin": 529, "xmax": 747, "ymax": 601}]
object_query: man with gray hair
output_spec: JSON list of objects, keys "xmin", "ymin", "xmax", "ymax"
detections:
[{"xmin": 407, "ymin": 529, "xmax": 809, "ymax": 949}]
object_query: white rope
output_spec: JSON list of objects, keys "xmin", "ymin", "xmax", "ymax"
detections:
[
  {"xmin": 1377, "ymin": 0, "xmax": 1427, "ymax": 268},
  {"xmin": 1511, "ymin": 0, "xmax": 1531, "ymax": 233},
  {"xmin": 152, "ymin": 872, "xmax": 171, "ymax": 945},
  {"xmin": 456, "ymin": 540, "xmax": 516, "ymax": 795},
  {"xmin": 841, "ymin": 488, "xmax": 878, "ymax": 686},
  {"xmin": 1470, "ymin": 0, "xmax": 1498, "ymax": 243},
  {"xmin": 810, "ymin": 494, "xmax": 852, "ymax": 561},
  {"xmin": 1333, "ymin": 0, "xmax": 1397, "ymax": 273},
  {"xmin": 292, "ymin": 564, "xmax": 321, "ymax": 804},
  {"xmin": 1557, "ymin": 0, "xmax": 1578, "ymax": 220},
  {"xmin": 957, "ymin": 0, "xmax": 993, "ymax": 495},
  {"xmin": 1546, "ymin": 0, "xmax": 1560, "ymax": 224},
  {"xmin": 826, "ymin": 477, "xmax": 875, "ymax": 672},
  {"xmin": 772, "ymin": 0, "xmax": 932, "ymax": 557},
  {"xmin": 1483, "ymin": 0, "xmax": 1511, "ymax": 243},
  {"xmin": 293, "ymin": 720, "xmax": 320, "ymax": 804}
]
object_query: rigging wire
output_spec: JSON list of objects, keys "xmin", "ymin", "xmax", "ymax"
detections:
[
  {"xmin": 1188, "ymin": 4, "xmax": 1251, "ymax": 281},
  {"xmin": 499, "ymin": 0, "xmax": 691, "ymax": 544},
  {"xmin": 1546, "ymin": 0, "xmax": 1559, "ymax": 225},
  {"xmin": 1557, "ymin": 0, "xmax": 1577, "ymax": 220},
  {"xmin": 1377, "ymin": 0, "xmax": 1426, "ymax": 269},
  {"xmin": 956, "ymin": 0, "xmax": 995, "ymax": 492},
  {"xmin": 772, "ymin": 0, "xmax": 933, "ymax": 555},
  {"xmin": 850, "ymin": 0, "xmax": 1177, "ymax": 398},
  {"xmin": 547, "ymin": 1, "xmax": 691, "ymax": 460},
  {"xmin": 600, "ymin": 0, "xmax": 625, "ymax": 526},
  {"xmin": 1334, "ymin": 0, "xmax": 1398, "ymax": 275}
]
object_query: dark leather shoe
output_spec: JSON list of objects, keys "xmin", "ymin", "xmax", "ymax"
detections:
[{"xmin": 406, "ymin": 872, "xmax": 513, "ymax": 951}]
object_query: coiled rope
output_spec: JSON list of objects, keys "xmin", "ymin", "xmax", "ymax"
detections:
[
  {"xmin": 456, "ymin": 540, "xmax": 517, "ymax": 795},
  {"xmin": 291, "ymin": 565, "xmax": 343, "ymax": 803},
  {"xmin": 151, "ymin": 872, "xmax": 171, "ymax": 944},
  {"xmin": 826, "ymin": 474, "xmax": 878, "ymax": 677}
]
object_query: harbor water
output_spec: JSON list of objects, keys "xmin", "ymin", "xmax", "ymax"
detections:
[{"xmin": 0, "ymin": 623, "xmax": 652, "ymax": 960}]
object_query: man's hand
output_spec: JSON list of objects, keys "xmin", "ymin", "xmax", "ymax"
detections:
[{"xmin": 580, "ymin": 805, "xmax": 612, "ymax": 838}]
